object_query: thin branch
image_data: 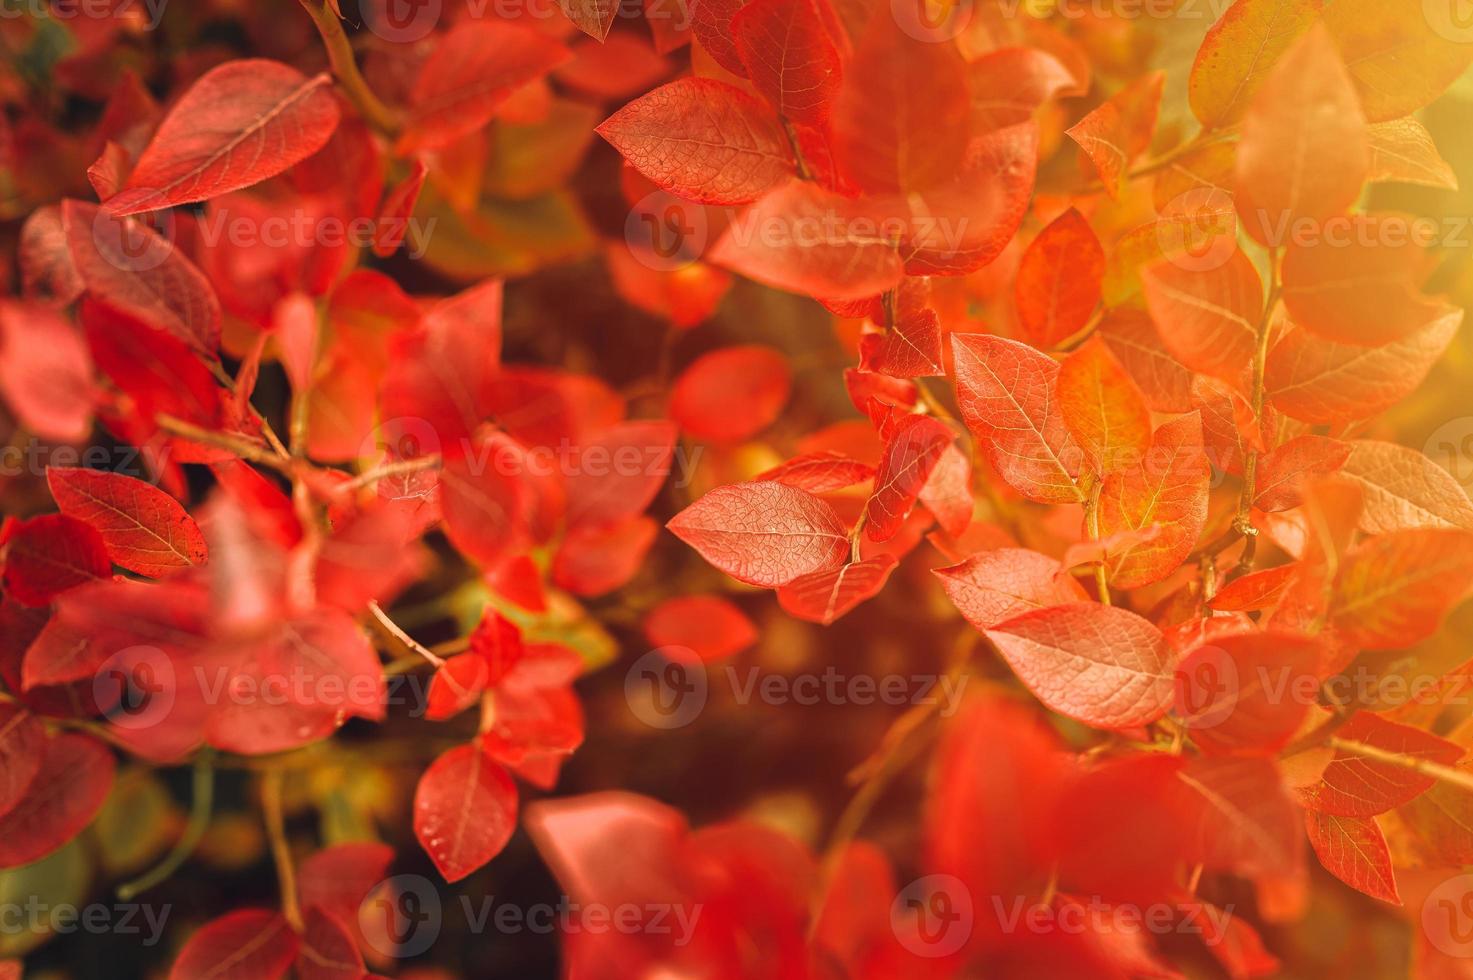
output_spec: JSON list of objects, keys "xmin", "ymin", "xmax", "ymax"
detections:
[
  {"xmin": 261, "ymin": 768, "xmax": 303, "ymax": 932},
  {"xmin": 1329, "ymin": 737, "xmax": 1473, "ymax": 794},
  {"xmin": 368, "ymin": 600, "xmax": 447, "ymax": 669},
  {"xmin": 297, "ymin": 0, "xmax": 402, "ymax": 135},
  {"xmin": 155, "ymin": 415, "xmax": 298, "ymax": 475},
  {"xmin": 336, "ymin": 454, "xmax": 441, "ymax": 493},
  {"xmin": 117, "ymin": 749, "xmax": 215, "ymax": 901},
  {"xmin": 1083, "ymin": 473, "xmax": 1111, "ymax": 606}
]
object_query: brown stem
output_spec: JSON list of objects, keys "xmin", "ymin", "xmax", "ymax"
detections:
[
  {"xmin": 1329, "ymin": 737, "xmax": 1473, "ymax": 793},
  {"xmin": 156, "ymin": 415, "xmax": 298, "ymax": 474},
  {"xmin": 261, "ymin": 768, "xmax": 303, "ymax": 931},
  {"xmin": 368, "ymin": 600, "xmax": 447, "ymax": 668},
  {"xmin": 1083, "ymin": 473, "xmax": 1111, "ymax": 606},
  {"xmin": 297, "ymin": 0, "xmax": 402, "ymax": 135},
  {"xmin": 337, "ymin": 454, "xmax": 442, "ymax": 493}
]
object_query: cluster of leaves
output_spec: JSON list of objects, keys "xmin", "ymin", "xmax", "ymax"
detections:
[{"xmin": 2, "ymin": 0, "xmax": 1473, "ymax": 977}]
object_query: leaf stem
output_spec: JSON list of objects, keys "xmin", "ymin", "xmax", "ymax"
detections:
[
  {"xmin": 1329, "ymin": 737, "xmax": 1473, "ymax": 793},
  {"xmin": 155, "ymin": 415, "xmax": 298, "ymax": 474},
  {"xmin": 1083, "ymin": 474, "xmax": 1111, "ymax": 606},
  {"xmin": 336, "ymin": 454, "xmax": 442, "ymax": 493},
  {"xmin": 116, "ymin": 749, "xmax": 215, "ymax": 901},
  {"xmin": 368, "ymin": 600, "xmax": 447, "ymax": 668},
  {"xmin": 261, "ymin": 768, "xmax": 303, "ymax": 932},
  {"xmin": 297, "ymin": 0, "xmax": 403, "ymax": 136}
]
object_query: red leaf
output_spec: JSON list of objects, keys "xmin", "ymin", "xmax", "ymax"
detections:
[
  {"xmin": 919, "ymin": 442, "xmax": 973, "ymax": 539},
  {"xmin": 565, "ymin": 420, "xmax": 676, "ymax": 527},
  {"xmin": 732, "ymin": 0, "xmax": 841, "ymax": 127},
  {"xmin": 708, "ymin": 182, "xmax": 904, "ymax": 299},
  {"xmin": 1331, "ymin": 528, "xmax": 1473, "ymax": 649},
  {"xmin": 1304, "ymin": 811, "xmax": 1400, "ymax": 904},
  {"xmin": 0, "ymin": 704, "xmax": 44, "ymax": 820},
  {"xmin": 168, "ymin": 910, "xmax": 299, "ymax": 980},
  {"xmin": 1140, "ymin": 247, "xmax": 1262, "ymax": 389},
  {"xmin": 1263, "ymin": 308, "xmax": 1461, "ymax": 424},
  {"xmin": 952, "ymin": 333, "xmax": 1083, "ymax": 505},
  {"xmin": 371, "ymin": 158, "xmax": 429, "ymax": 258},
  {"xmin": 1342, "ymin": 440, "xmax": 1473, "ymax": 534},
  {"xmin": 1098, "ymin": 307, "xmax": 1193, "ymax": 413},
  {"xmin": 1066, "ymin": 71, "xmax": 1164, "ymax": 198},
  {"xmin": 669, "ymin": 345, "xmax": 790, "ymax": 444},
  {"xmin": 1235, "ymin": 24, "xmax": 1367, "ymax": 246},
  {"xmin": 934, "ymin": 548, "xmax": 1088, "ymax": 631},
  {"xmin": 777, "ymin": 554, "xmax": 897, "ymax": 625},
  {"xmin": 62, "ymin": 200, "xmax": 222, "ymax": 356},
  {"xmin": 1058, "ymin": 337, "xmax": 1151, "ymax": 476},
  {"xmin": 1295, "ymin": 713, "xmax": 1461, "ymax": 817},
  {"xmin": 0, "ymin": 733, "xmax": 114, "ymax": 867},
  {"xmin": 438, "ymin": 432, "xmax": 534, "ymax": 569},
  {"xmin": 400, "ymin": 22, "xmax": 571, "ymax": 152},
  {"xmin": 894, "ymin": 121, "xmax": 1038, "ymax": 276},
  {"xmin": 864, "ymin": 414, "xmax": 954, "ymax": 542},
  {"xmin": 297, "ymin": 842, "xmax": 395, "ymax": 941},
  {"xmin": 295, "ymin": 906, "xmax": 364, "ymax": 980},
  {"xmin": 755, "ymin": 452, "xmax": 875, "ymax": 493},
  {"xmin": 0, "ymin": 300, "xmax": 94, "ymax": 442},
  {"xmin": 1179, "ymin": 756, "xmax": 1302, "ymax": 878},
  {"xmin": 597, "ymin": 78, "xmax": 795, "ymax": 206},
  {"xmin": 969, "ymin": 46, "xmax": 1080, "ymax": 133},
  {"xmin": 47, "ymin": 467, "xmax": 207, "ymax": 577},
  {"xmin": 552, "ymin": 515, "xmax": 660, "ymax": 597},
  {"xmin": 1014, "ymin": 208, "xmax": 1104, "ymax": 347},
  {"xmin": 108, "ymin": 60, "xmax": 339, "ymax": 215},
  {"xmin": 984, "ymin": 603, "xmax": 1175, "ymax": 730},
  {"xmin": 560, "ymin": 0, "xmax": 621, "ymax": 42},
  {"xmin": 426, "ymin": 654, "xmax": 492, "ymax": 722},
  {"xmin": 666, "ymin": 482, "xmax": 849, "ymax": 587},
  {"xmin": 1173, "ymin": 631, "xmax": 1322, "ymax": 755},
  {"xmin": 2, "ymin": 514, "xmax": 111, "ymax": 607},
  {"xmin": 1253, "ymin": 435, "xmax": 1352, "ymax": 512},
  {"xmin": 1208, "ymin": 562, "xmax": 1302, "ymax": 612},
  {"xmin": 379, "ymin": 279, "xmax": 504, "ymax": 454},
  {"xmin": 18, "ymin": 205, "xmax": 82, "ymax": 307},
  {"xmin": 859, "ymin": 307, "xmax": 944, "ymax": 378},
  {"xmin": 643, "ymin": 596, "xmax": 758, "ymax": 663},
  {"xmin": 1280, "ymin": 216, "xmax": 1446, "ymax": 346},
  {"xmin": 414, "ymin": 743, "xmax": 518, "ymax": 882},
  {"xmin": 832, "ymin": 13, "xmax": 969, "ymax": 194},
  {"xmin": 691, "ymin": 0, "xmax": 750, "ymax": 75}
]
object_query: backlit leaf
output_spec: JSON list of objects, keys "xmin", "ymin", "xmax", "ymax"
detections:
[
  {"xmin": 1305, "ymin": 811, "xmax": 1399, "ymax": 904},
  {"xmin": 108, "ymin": 60, "xmax": 339, "ymax": 215},
  {"xmin": 985, "ymin": 602, "xmax": 1175, "ymax": 730},
  {"xmin": 598, "ymin": 78, "xmax": 795, "ymax": 205},
  {"xmin": 1014, "ymin": 208, "xmax": 1104, "ymax": 348},
  {"xmin": 667, "ymin": 481, "xmax": 849, "ymax": 587},
  {"xmin": 952, "ymin": 333, "xmax": 1083, "ymax": 504},
  {"xmin": 777, "ymin": 554, "xmax": 897, "ymax": 625},
  {"xmin": 1058, "ymin": 337, "xmax": 1151, "ymax": 476},
  {"xmin": 168, "ymin": 910, "xmax": 298, "ymax": 980},
  {"xmin": 1188, "ymin": 0, "xmax": 1323, "ymax": 127},
  {"xmin": 934, "ymin": 548, "xmax": 1088, "ymax": 631},
  {"xmin": 46, "ymin": 467, "xmax": 207, "ymax": 578},
  {"xmin": 732, "ymin": 0, "xmax": 841, "ymax": 126},
  {"xmin": 1140, "ymin": 247, "xmax": 1262, "ymax": 389},
  {"xmin": 414, "ymin": 743, "xmax": 518, "ymax": 882}
]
